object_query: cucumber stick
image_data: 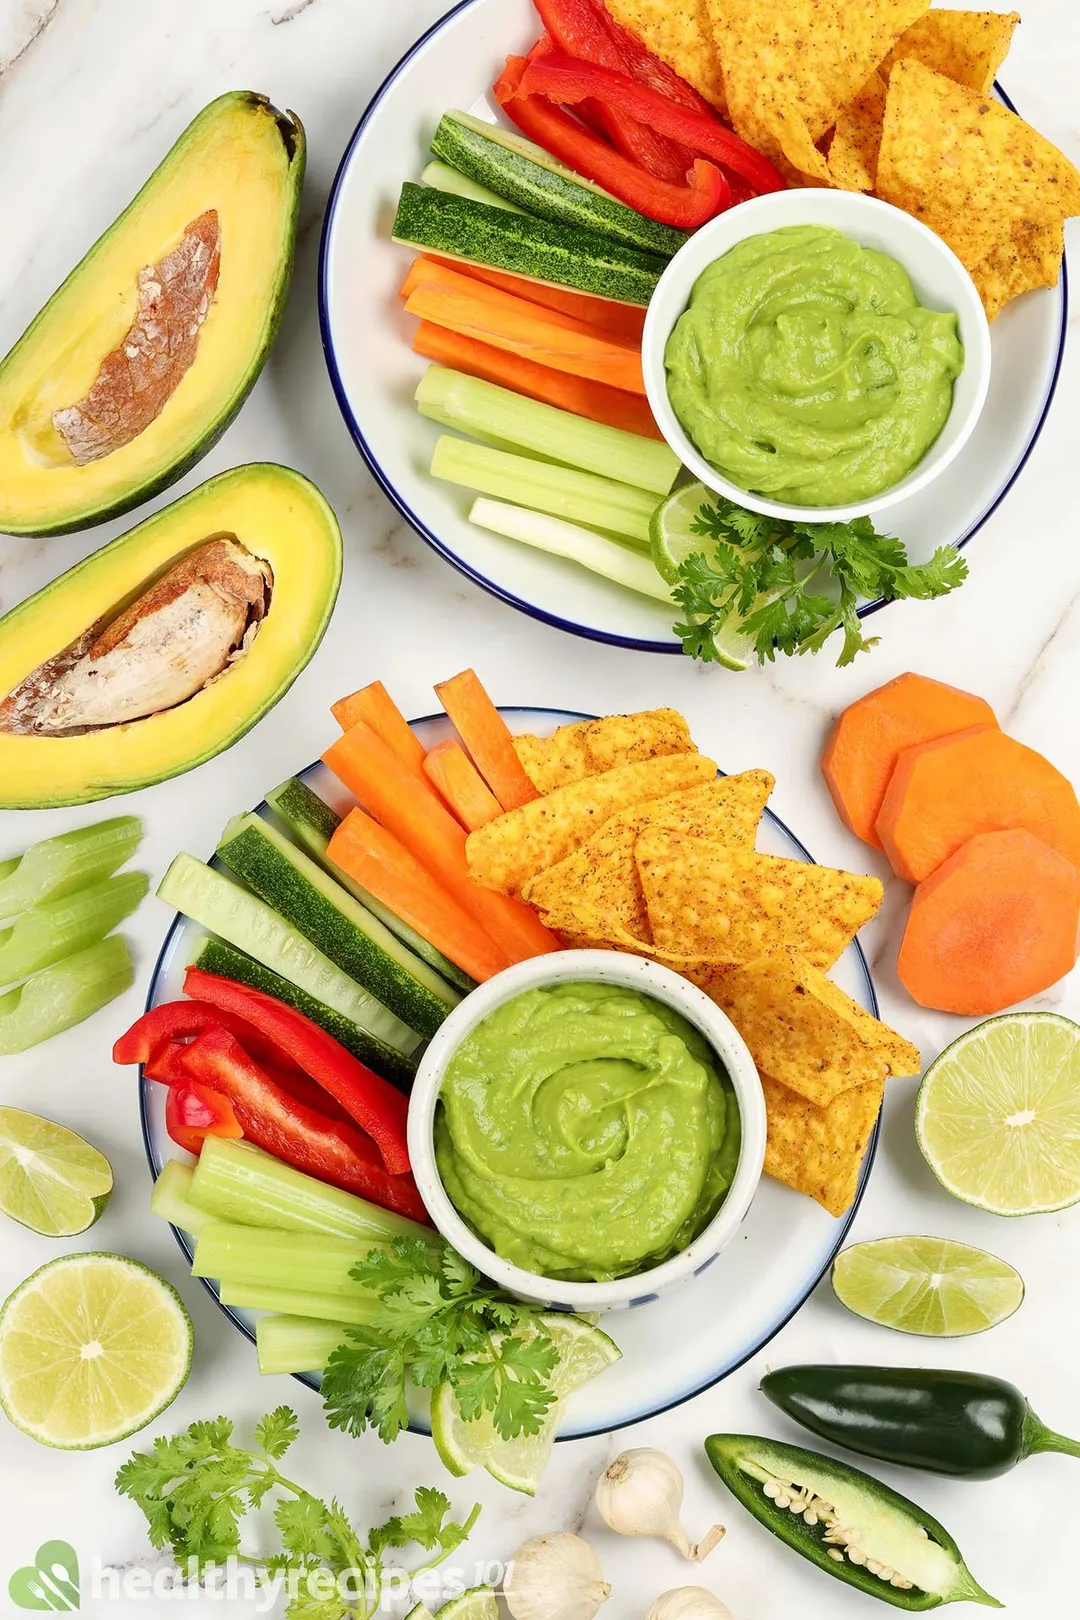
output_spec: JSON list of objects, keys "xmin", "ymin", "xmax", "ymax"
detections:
[
  {"xmin": 217, "ymin": 813, "xmax": 456, "ymax": 1039},
  {"xmin": 0, "ymin": 870, "xmax": 148, "ymax": 986},
  {"xmin": 431, "ymin": 111, "xmax": 687, "ymax": 258},
  {"xmin": 158, "ymin": 853, "xmax": 422, "ymax": 1067},
  {"xmin": 421, "ymin": 159, "xmax": 524, "ymax": 214},
  {"xmin": 190, "ymin": 937, "xmax": 416, "ymax": 1089},
  {"xmin": 393, "ymin": 182, "xmax": 663, "ymax": 307},
  {"xmin": 266, "ymin": 777, "xmax": 475, "ymax": 994},
  {"xmin": 470, "ymin": 499, "xmax": 673, "ymax": 602}
]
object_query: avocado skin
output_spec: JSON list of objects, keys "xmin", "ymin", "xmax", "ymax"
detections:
[{"xmin": 0, "ymin": 93, "xmax": 306, "ymax": 538}]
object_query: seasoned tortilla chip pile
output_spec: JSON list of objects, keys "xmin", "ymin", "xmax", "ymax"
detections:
[
  {"xmin": 465, "ymin": 710, "xmax": 920, "ymax": 1218},
  {"xmin": 600, "ymin": 0, "xmax": 1079, "ymax": 318}
]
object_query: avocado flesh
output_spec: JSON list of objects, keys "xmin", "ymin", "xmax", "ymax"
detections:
[
  {"xmin": 0, "ymin": 93, "xmax": 305, "ymax": 537},
  {"xmin": 0, "ymin": 463, "xmax": 341, "ymax": 806}
]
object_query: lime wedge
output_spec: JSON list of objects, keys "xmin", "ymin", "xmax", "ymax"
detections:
[
  {"xmin": 431, "ymin": 1315, "xmax": 619, "ymax": 1495},
  {"xmin": 832, "ymin": 1236, "xmax": 1024, "ymax": 1336},
  {"xmin": 916, "ymin": 1011, "xmax": 1080, "ymax": 1215},
  {"xmin": 0, "ymin": 1253, "xmax": 192, "ymax": 1448},
  {"xmin": 0, "ymin": 1107, "xmax": 113, "ymax": 1236},
  {"xmin": 649, "ymin": 483, "xmax": 755, "ymax": 671},
  {"xmin": 436, "ymin": 1589, "xmax": 498, "ymax": 1620}
]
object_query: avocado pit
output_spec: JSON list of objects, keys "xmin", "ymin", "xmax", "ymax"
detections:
[{"xmin": 0, "ymin": 536, "xmax": 272, "ymax": 736}]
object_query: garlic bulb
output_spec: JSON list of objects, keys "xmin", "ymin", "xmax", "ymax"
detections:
[
  {"xmin": 595, "ymin": 1448, "xmax": 726, "ymax": 1561},
  {"xmin": 505, "ymin": 1532, "xmax": 610, "ymax": 1620},
  {"xmin": 646, "ymin": 1588, "xmax": 734, "ymax": 1620}
]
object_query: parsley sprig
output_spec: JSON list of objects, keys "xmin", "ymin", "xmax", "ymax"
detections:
[
  {"xmin": 321, "ymin": 1237, "xmax": 559, "ymax": 1445},
  {"xmin": 115, "ymin": 1407, "xmax": 480, "ymax": 1619},
  {"xmin": 672, "ymin": 497, "xmax": 968, "ymax": 667}
]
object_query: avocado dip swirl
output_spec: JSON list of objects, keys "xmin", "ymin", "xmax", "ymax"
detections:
[
  {"xmin": 434, "ymin": 981, "xmax": 740, "ymax": 1283},
  {"xmin": 665, "ymin": 224, "xmax": 964, "ymax": 507}
]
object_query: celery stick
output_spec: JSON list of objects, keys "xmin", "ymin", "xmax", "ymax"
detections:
[
  {"xmin": 421, "ymin": 160, "xmax": 524, "ymax": 214},
  {"xmin": 220, "ymin": 1282, "xmax": 380, "ymax": 1327},
  {"xmin": 0, "ymin": 870, "xmax": 148, "ymax": 987},
  {"xmin": 256, "ymin": 1315, "xmax": 345, "ymax": 1376},
  {"xmin": 0, "ymin": 816, "xmax": 142, "ymax": 920},
  {"xmin": 417, "ymin": 368, "xmax": 679, "ymax": 496},
  {"xmin": 430, "ymin": 435, "xmax": 657, "ymax": 544},
  {"xmin": 150, "ymin": 1160, "xmax": 216, "ymax": 1235},
  {"xmin": 192, "ymin": 1223, "xmax": 386, "ymax": 1295},
  {"xmin": 0, "ymin": 935, "xmax": 133, "ymax": 1054},
  {"xmin": 470, "ymin": 499, "xmax": 674, "ymax": 602},
  {"xmin": 189, "ymin": 1138, "xmax": 429, "ymax": 1244}
]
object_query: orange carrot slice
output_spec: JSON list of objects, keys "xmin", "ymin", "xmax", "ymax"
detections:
[
  {"xmin": 328, "ymin": 808, "xmax": 511, "ymax": 983},
  {"xmin": 434, "ymin": 669, "xmax": 539, "ymax": 812},
  {"xmin": 898, "ymin": 829, "xmax": 1080, "ymax": 1015},
  {"xmin": 323, "ymin": 718, "xmax": 558, "ymax": 962},
  {"xmin": 330, "ymin": 681, "xmax": 428, "ymax": 780},
  {"xmin": 403, "ymin": 265, "xmax": 645, "ymax": 394},
  {"xmin": 423, "ymin": 740, "xmax": 503, "ymax": 831},
  {"xmin": 417, "ymin": 255, "xmax": 647, "ymax": 344},
  {"xmin": 413, "ymin": 323, "xmax": 662, "ymax": 438},
  {"xmin": 877, "ymin": 726, "xmax": 1080, "ymax": 883},
  {"xmin": 821, "ymin": 673, "xmax": 998, "ymax": 848}
]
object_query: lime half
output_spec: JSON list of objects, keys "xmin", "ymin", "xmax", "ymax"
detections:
[
  {"xmin": 435, "ymin": 1590, "xmax": 498, "ymax": 1620},
  {"xmin": 832, "ymin": 1236, "xmax": 1024, "ymax": 1336},
  {"xmin": 0, "ymin": 1253, "xmax": 193, "ymax": 1448},
  {"xmin": 649, "ymin": 483, "xmax": 756, "ymax": 671},
  {"xmin": 916, "ymin": 1012, "xmax": 1080, "ymax": 1215},
  {"xmin": 431, "ymin": 1315, "xmax": 619, "ymax": 1495},
  {"xmin": 0, "ymin": 1107, "xmax": 113, "ymax": 1236}
]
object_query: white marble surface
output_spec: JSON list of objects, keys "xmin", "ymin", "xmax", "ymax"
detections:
[{"xmin": 1, "ymin": 1, "xmax": 1079, "ymax": 1615}]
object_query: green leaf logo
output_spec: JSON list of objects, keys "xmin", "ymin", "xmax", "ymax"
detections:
[{"xmin": 8, "ymin": 1541, "xmax": 80, "ymax": 1610}]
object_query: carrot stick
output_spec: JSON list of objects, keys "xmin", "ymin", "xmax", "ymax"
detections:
[
  {"xmin": 898, "ymin": 829, "xmax": 1080, "ymax": 1015},
  {"xmin": 423, "ymin": 739, "xmax": 503, "ymax": 831},
  {"xmin": 416, "ymin": 255, "xmax": 647, "ymax": 344},
  {"xmin": 413, "ymin": 323, "xmax": 662, "ymax": 438},
  {"xmin": 323, "ymin": 718, "xmax": 559, "ymax": 962},
  {"xmin": 328, "ymin": 808, "xmax": 512, "ymax": 983},
  {"xmin": 434, "ymin": 669, "xmax": 539, "ymax": 812},
  {"xmin": 330, "ymin": 681, "xmax": 428, "ymax": 780},
  {"xmin": 876, "ymin": 726, "xmax": 1080, "ymax": 883},
  {"xmin": 403, "ymin": 268, "xmax": 645, "ymax": 394}
]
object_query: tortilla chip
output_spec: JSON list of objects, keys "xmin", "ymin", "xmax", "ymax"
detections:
[
  {"xmin": 877, "ymin": 60, "xmax": 1080, "ymax": 271},
  {"xmin": 827, "ymin": 70, "xmax": 888, "ymax": 192},
  {"xmin": 970, "ymin": 219, "xmax": 1065, "ymax": 319},
  {"xmin": 637, "ymin": 830, "xmax": 883, "ymax": 969},
  {"xmin": 466, "ymin": 754, "xmax": 717, "ymax": 897},
  {"xmin": 513, "ymin": 710, "xmax": 696, "ymax": 794},
  {"xmin": 703, "ymin": 0, "xmax": 928, "ymax": 175},
  {"xmin": 524, "ymin": 772, "xmax": 774, "ymax": 943},
  {"xmin": 762, "ymin": 1073, "xmax": 884, "ymax": 1216},
  {"xmin": 692, "ymin": 949, "xmax": 919, "ymax": 1107},
  {"xmin": 883, "ymin": 9, "xmax": 1020, "ymax": 94},
  {"xmin": 602, "ymin": 0, "xmax": 728, "ymax": 117}
]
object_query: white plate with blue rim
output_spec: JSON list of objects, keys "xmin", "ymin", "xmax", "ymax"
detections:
[
  {"xmin": 319, "ymin": 0, "xmax": 1068, "ymax": 655},
  {"xmin": 140, "ymin": 707, "xmax": 882, "ymax": 1439}
]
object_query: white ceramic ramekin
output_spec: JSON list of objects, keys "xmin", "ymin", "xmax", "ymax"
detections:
[
  {"xmin": 407, "ymin": 949, "xmax": 766, "ymax": 1312},
  {"xmin": 642, "ymin": 189, "xmax": 992, "ymax": 524}
]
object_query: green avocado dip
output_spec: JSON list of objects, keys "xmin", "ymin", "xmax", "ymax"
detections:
[
  {"xmin": 434, "ymin": 981, "xmax": 741, "ymax": 1283},
  {"xmin": 665, "ymin": 224, "xmax": 964, "ymax": 507}
]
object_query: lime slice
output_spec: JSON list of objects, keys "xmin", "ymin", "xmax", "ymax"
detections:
[
  {"xmin": 0, "ymin": 1107, "xmax": 113, "ymax": 1236},
  {"xmin": 0, "ymin": 1253, "xmax": 192, "ymax": 1448},
  {"xmin": 832, "ymin": 1236, "xmax": 1024, "ymax": 1336},
  {"xmin": 436, "ymin": 1589, "xmax": 498, "ymax": 1620},
  {"xmin": 431, "ymin": 1315, "xmax": 619, "ymax": 1495},
  {"xmin": 649, "ymin": 484, "xmax": 755, "ymax": 671},
  {"xmin": 916, "ymin": 1011, "xmax": 1080, "ymax": 1215}
]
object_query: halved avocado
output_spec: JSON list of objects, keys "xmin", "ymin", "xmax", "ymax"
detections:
[
  {"xmin": 0, "ymin": 463, "xmax": 342, "ymax": 807},
  {"xmin": 0, "ymin": 93, "xmax": 305, "ymax": 537}
]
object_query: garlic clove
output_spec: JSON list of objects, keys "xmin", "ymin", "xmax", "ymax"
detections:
[
  {"xmin": 594, "ymin": 1448, "xmax": 725, "ymax": 1564},
  {"xmin": 505, "ymin": 1532, "xmax": 610, "ymax": 1620},
  {"xmin": 645, "ymin": 1587, "xmax": 734, "ymax": 1620}
]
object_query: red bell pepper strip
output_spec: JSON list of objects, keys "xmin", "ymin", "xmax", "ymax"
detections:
[
  {"xmin": 531, "ymin": 0, "xmax": 695, "ymax": 182},
  {"xmin": 145, "ymin": 1034, "xmax": 355, "ymax": 1125},
  {"xmin": 517, "ymin": 53, "xmax": 787, "ymax": 196},
  {"xmin": 114, "ymin": 998, "xmax": 306, "ymax": 1080},
  {"xmin": 494, "ymin": 56, "xmax": 728, "ymax": 229},
  {"xmin": 182, "ymin": 968, "xmax": 410, "ymax": 1176},
  {"xmin": 165, "ymin": 1078, "xmax": 244, "ymax": 1156},
  {"xmin": 180, "ymin": 1028, "xmax": 429, "ymax": 1223},
  {"xmin": 601, "ymin": 12, "xmax": 717, "ymax": 117}
]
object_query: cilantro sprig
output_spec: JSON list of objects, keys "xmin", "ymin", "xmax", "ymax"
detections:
[
  {"xmin": 671, "ymin": 496, "xmax": 968, "ymax": 667},
  {"xmin": 115, "ymin": 1406, "xmax": 479, "ymax": 1619},
  {"xmin": 321, "ymin": 1237, "xmax": 558, "ymax": 1445}
]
